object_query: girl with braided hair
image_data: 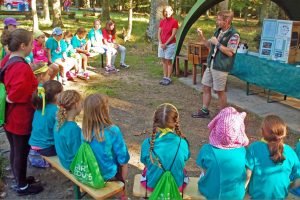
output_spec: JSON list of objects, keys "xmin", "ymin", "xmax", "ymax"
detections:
[
  {"xmin": 81, "ymin": 93, "xmax": 130, "ymax": 182},
  {"xmin": 140, "ymin": 103, "xmax": 190, "ymax": 192},
  {"xmin": 246, "ymin": 115, "xmax": 300, "ymax": 199},
  {"xmin": 54, "ymin": 90, "xmax": 82, "ymax": 169}
]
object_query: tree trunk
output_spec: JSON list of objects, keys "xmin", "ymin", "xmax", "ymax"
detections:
[
  {"xmin": 218, "ymin": 0, "xmax": 229, "ymax": 10},
  {"xmin": 83, "ymin": 0, "xmax": 90, "ymax": 8},
  {"xmin": 43, "ymin": 0, "xmax": 50, "ymax": 22},
  {"xmin": 31, "ymin": 0, "xmax": 39, "ymax": 31},
  {"xmin": 52, "ymin": 0, "xmax": 63, "ymax": 27},
  {"xmin": 146, "ymin": 0, "xmax": 168, "ymax": 43},
  {"xmin": 102, "ymin": 0, "xmax": 110, "ymax": 20},
  {"xmin": 125, "ymin": 0, "xmax": 133, "ymax": 42}
]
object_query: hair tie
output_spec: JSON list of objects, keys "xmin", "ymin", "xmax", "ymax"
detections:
[
  {"xmin": 34, "ymin": 64, "xmax": 48, "ymax": 75},
  {"xmin": 37, "ymin": 86, "xmax": 46, "ymax": 115}
]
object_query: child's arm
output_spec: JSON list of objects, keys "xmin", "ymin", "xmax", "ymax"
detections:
[
  {"xmin": 245, "ymin": 168, "xmax": 252, "ymax": 189},
  {"xmin": 120, "ymin": 163, "xmax": 128, "ymax": 181},
  {"xmin": 47, "ymin": 48, "xmax": 52, "ymax": 64}
]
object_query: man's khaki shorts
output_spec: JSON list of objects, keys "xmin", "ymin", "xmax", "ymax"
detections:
[{"xmin": 201, "ymin": 67, "xmax": 228, "ymax": 91}]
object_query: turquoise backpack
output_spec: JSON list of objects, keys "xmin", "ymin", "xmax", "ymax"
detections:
[{"xmin": 0, "ymin": 56, "xmax": 26, "ymax": 126}]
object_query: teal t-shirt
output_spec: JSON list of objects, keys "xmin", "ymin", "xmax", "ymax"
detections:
[
  {"xmin": 140, "ymin": 132, "xmax": 190, "ymax": 188},
  {"xmin": 45, "ymin": 37, "xmax": 67, "ymax": 62},
  {"xmin": 246, "ymin": 141, "xmax": 300, "ymax": 199},
  {"xmin": 88, "ymin": 125, "xmax": 130, "ymax": 180},
  {"xmin": 71, "ymin": 35, "xmax": 87, "ymax": 50},
  {"xmin": 65, "ymin": 41, "xmax": 76, "ymax": 57},
  {"xmin": 29, "ymin": 104, "xmax": 58, "ymax": 149},
  {"xmin": 87, "ymin": 28, "xmax": 104, "ymax": 47},
  {"xmin": 25, "ymin": 51, "xmax": 33, "ymax": 64},
  {"xmin": 196, "ymin": 144, "xmax": 246, "ymax": 200},
  {"xmin": 295, "ymin": 141, "xmax": 300, "ymax": 159},
  {"xmin": 54, "ymin": 121, "xmax": 82, "ymax": 169}
]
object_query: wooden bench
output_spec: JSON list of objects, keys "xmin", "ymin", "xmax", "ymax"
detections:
[
  {"xmin": 0, "ymin": 11, "xmax": 32, "ymax": 19},
  {"xmin": 61, "ymin": 11, "xmax": 76, "ymax": 19},
  {"xmin": 42, "ymin": 156, "xmax": 124, "ymax": 199},
  {"xmin": 133, "ymin": 174, "xmax": 205, "ymax": 200},
  {"xmin": 89, "ymin": 52, "xmax": 105, "ymax": 68}
]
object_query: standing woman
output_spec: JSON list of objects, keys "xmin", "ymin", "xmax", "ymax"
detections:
[
  {"xmin": 0, "ymin": 29, "xmax": 43, "ymax": 195},
  {"xmin": 158, "ymin": 6, "xmax": 178, "ymax": 86}
]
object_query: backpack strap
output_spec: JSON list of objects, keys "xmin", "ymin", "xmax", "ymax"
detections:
[{"xmin": 0, "ymin": 56, "xmax": 26, "ymax": 82}]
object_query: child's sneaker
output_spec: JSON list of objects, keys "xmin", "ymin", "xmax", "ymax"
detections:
[
  {"xmin": 66, "ymin": 71, "xmax": 75, "ymax": 81},
  {"xmin": 77, "ymin": 72, "xmax": 88, "ymax": 80},
  {"xmin": 120, "ymin": 63, "xmax": 130, "ymax": 68},
  {"xmin": 17, "ymin": 184, "xmax": 44, "ymax": 196},
  {"xmin": 61, "ymin": 77, "xmax": 67, "ymax": 85},
  {"xmin": 105, "ymin": 66, "xmax": 119, "ymax": 74},
  {"xmin": 83, "ymin": 72, "xmax": 90, "ymax": 79}
]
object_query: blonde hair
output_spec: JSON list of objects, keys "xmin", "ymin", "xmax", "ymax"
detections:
[
  {"xmin": 149, "ymin": 103, "xmax": 186, "ymax": 164},
  {"xmin": 162, "ymin": 5, "xmax": 173, "ymax": 18},
  {"xmin": 261, "ymin": 115, "xmax": 287, "ymax": 164},
  {"xmin": 82, "ymin": 93, "xmax": 112, "ymax": 142},
  {"xmin": 56, "ymin": 90, "xmax": 82, "ymax": 130},
  {"xmin": 217, "ymin": 10, "xmax": 234, "ymax": 22}
]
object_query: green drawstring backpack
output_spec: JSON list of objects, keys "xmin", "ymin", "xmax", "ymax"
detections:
[
  {"xmin": 70, "ymin": 141, "xmax": 105, "ymax": 189},
  {"xmin": 147, "ymin": 138, "xmax": 183, "ymax": 200},
  {"xmin": 0, "ymin": 56, "xmax": 26, "ymax": 126}
]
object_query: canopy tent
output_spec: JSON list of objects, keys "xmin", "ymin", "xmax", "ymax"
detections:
[{"xmin": 174, "ymin": 0, "xmax": 300, "ymax": 59}]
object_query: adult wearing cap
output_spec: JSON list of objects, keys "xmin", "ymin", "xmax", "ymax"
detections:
[
  {"xmin": 46, "ymin": 27, "xmax": 76, "ymax": 84},
  {"xmin": 33, "ymin": 30, "xmax": 59, "ymax": 80},
  {"xmin": 196, "ymin": 107, "xmax": 249, "ymax": 200},
  {"xmin": 0, "ymin": 18, "xmax": 18, "ymax": 60}
]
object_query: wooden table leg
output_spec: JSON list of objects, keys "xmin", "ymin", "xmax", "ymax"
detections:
[
  {"xmin": 175, "ymin": 57, "xmax": 180, "ymax": 77},
  {"xmin": 184, "ymin": 59, "xmax": 188, "ymax": 77},
  {"xmin": 193, "ymin": 64, "xmax": 197, "ymax": 85}
]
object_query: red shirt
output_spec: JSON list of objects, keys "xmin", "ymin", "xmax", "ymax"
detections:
[
  {"xmin": 102, "ymin": 28, "xmax": 116, "ymax": 43},
  {"xmin": 1, "ymin": 55, "xmax": 38, "ymax": 135},
  {"xmin": 159, "ymin": 17, "xmax": 179, "ymax": 44}
]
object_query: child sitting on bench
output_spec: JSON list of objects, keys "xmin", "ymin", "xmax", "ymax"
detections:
[
  {"xmin": 82, "ymin": 94, "xmax": 129, "ymax": 184},
  {"xmin": 140, "ymin": 103, "xmax": 190, "ymax": 192},
  {"xmin": 29, "ymin": 80, "xmax": 63, "ymax": 166},
  {"xmin": 196, "ymin": 107, "xmax": 249, "ymax": 199},
  {"xmin": 54, "ymin": 90, "xmax": 83, "ymax": 170}
]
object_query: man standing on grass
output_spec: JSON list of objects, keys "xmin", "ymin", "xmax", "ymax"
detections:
[{"xmin": 192, "ymin": 10, "xmax": 240, "ymax": 118}]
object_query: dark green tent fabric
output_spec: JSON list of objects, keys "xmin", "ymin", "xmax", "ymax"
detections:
[{"xmin": 174, "ymin": 0, "xmax": 300, "ymax": 61}]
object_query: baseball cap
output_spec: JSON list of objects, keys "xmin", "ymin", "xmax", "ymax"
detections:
[
  {"xmin": 4, "ymin": 18, "xmax": 18, "ymax": 26},
  {"xmin": 34, "ymin": 30, "xmax": 45, "ymax": 39},
  {"xmin": 52, "ymin": 27, "xmax": 63, "ymax": 35}
]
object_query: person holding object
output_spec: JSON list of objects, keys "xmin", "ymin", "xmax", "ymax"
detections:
[
  {"xmin": 192, "ymin": 10, "xmax": 240, "ymax": 118},
  {"xmin": 158, "ymin": 6, "xmax": 178, "ymax": 86}
]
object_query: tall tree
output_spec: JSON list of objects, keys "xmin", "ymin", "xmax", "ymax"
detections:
[
  {"xmin": 31, "ymin": 0, "xmax": 39, "ymax": 31},
  {"xmin": 102, "ymin": 0, "xmax": 110, "ymax": 20},
  {"xmin": 43, "ymin": 0, "xmax": 51, "ymax": 22},
  {"xmin": 125, "ymin": 0, "xmax": 133, "ymax": 41},
  {"xmin": 52, "ymin": 0, "xmax": 63, "ymax": 27},
  {"xmin": 146, "ymin": 0, "xmax": 168, "ymax": 43}
]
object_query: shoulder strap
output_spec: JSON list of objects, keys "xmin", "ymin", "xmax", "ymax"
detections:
[
  {"xmin": 152, "ymin": 137, "xmax": 182, "ymax": 171},
  {"xmin": 0, "ymin": 56, "xmax": 26, "ymax": 81}
]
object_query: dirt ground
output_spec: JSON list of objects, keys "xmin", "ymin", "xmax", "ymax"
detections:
[{"xmin": 0, "ymin": 44, "xmax": 299, "ymax": 199}]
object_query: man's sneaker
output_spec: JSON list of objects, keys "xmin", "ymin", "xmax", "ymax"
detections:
[
  {"xmin": 120, "ymin": 63, "xmax": 130, "ymax": 68},
  {"xmin": 191, "ymin": 109, "xmax": 210, "ymax": 118},
  {"xmin": 17, "ymin": 184, "xmax": 44, "ymax": 196}
]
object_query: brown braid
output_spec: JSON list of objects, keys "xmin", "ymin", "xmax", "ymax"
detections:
[
  {"xmin": 261, "ymin": 115, "xmax": 287, "ymax": 164},
  {"xmin": 149, "ymin": 103, "xmax": 185, "ymax": 166},
  {"xmin": 56, "ymin": 90, "xmax": 81, "ymax": 131}
]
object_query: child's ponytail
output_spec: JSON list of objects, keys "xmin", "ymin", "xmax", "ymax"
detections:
[{"xmin": 262, "ymin": 115, "xmax": 287, "ymax": 164}]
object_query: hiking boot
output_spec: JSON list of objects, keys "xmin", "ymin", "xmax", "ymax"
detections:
[
  {"xmin": 191, "ymin": 109, "xmax": 210, "ymax": 118},
  {"xmin": 120, "ymin": 63, "xmax": 129, "ymax": 68},
  {"xmin": 17, "ymin": 184, "xmax": 44, "ymax": 196}
]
